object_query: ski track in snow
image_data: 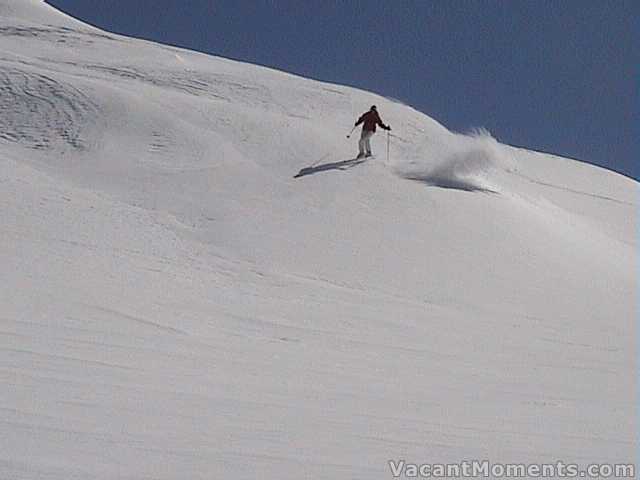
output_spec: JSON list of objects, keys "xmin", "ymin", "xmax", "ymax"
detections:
[
  {"xmin": 0, "ymin": 24, "xmax": 117, "ymax": 45},
  {"xmin": 0, "ymin": 66, "xmax": 98, "ymax": 151}
]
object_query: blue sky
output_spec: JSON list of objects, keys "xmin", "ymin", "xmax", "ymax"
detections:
[{"xmin": 47, "ymin": 0, "xmax": 638, "ymax": 180}]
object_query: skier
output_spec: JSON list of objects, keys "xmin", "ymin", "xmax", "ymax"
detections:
[{"xmin": 354, "ymin": 105, "xmax": 391, "ymax": 159}]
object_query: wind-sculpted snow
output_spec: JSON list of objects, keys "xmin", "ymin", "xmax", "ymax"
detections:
[
  {"xmin": 392, "ymin": 130, "xmax": 515, "ymax": 193},
  {"xmin": 0, "ymin": 25, "xmax": 116, "ymax": 45},
  {"xmin": 0, "ymin": 67, "xmax": 99, "ymax": 151},
  {"xmin": 80, "ymin": 64, "xmax": 270, "ymax": 105}
]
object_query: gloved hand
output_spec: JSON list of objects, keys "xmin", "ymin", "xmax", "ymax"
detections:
[{"xmin": 386, "ymin": 125, "xmax": 392, "ymax": 131}]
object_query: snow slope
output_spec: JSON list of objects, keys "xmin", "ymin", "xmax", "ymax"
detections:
[{"xmin": 1, "ymin": 2, "xmax": 636, "ymax": 478}]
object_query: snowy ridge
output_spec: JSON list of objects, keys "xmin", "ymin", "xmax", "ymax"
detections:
[
  {"xmin": 0, "ymin": 2, "xmax": 636, "ymax": 479},
  {"xmin": 0, "ymin": 0, "xmax": 93, "ymax": 28}
]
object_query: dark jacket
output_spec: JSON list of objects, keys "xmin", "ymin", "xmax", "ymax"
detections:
[{"xmin": 355, "ymin": 110, "xmax": 389, "ymax": 133}]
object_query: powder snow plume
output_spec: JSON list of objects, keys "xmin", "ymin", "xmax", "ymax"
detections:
[{"xmin": 391, "ymin": 129, "xmax": 516, "ymax": 193}]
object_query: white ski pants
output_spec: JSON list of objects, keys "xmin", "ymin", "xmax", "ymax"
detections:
[{"xmin": 358, "ymin": 129, "xmax": 374, "ymax": 156}]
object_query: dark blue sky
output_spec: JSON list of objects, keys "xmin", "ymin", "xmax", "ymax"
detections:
[{"xmin": 47, "ymin": 0, "xmax": 638, "ymax": 180}]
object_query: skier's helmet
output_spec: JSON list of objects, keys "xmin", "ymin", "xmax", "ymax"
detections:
[{"xmin": 371, "ymin": 105, "xmax": 377, "ymax": 111}]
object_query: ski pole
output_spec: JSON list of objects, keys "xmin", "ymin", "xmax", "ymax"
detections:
[
  {"xmin": 387, "ymin": 130, "xmax": 390, "ymax": 163},
  {"xmin": 346, "ymin": 125, "xmax": 356, "ymax": 138}
]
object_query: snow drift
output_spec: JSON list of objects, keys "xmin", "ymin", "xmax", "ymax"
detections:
[{"xmin": 0, "ymin": 2, "xmax": 636, "ymax": 479}]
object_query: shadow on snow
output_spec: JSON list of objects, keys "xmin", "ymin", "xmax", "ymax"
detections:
[
  {"xmin": 293, "ymin": 158, "xmax": 367, "ymax": 179},
  {"xmin": 403, "ymin": 175, "xmax": 499, "ymax": 194}
]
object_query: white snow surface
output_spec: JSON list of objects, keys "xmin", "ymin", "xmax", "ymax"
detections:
[{"xmin": 1, "ymin": 1, "xmax": 636, "ymax": 478}]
